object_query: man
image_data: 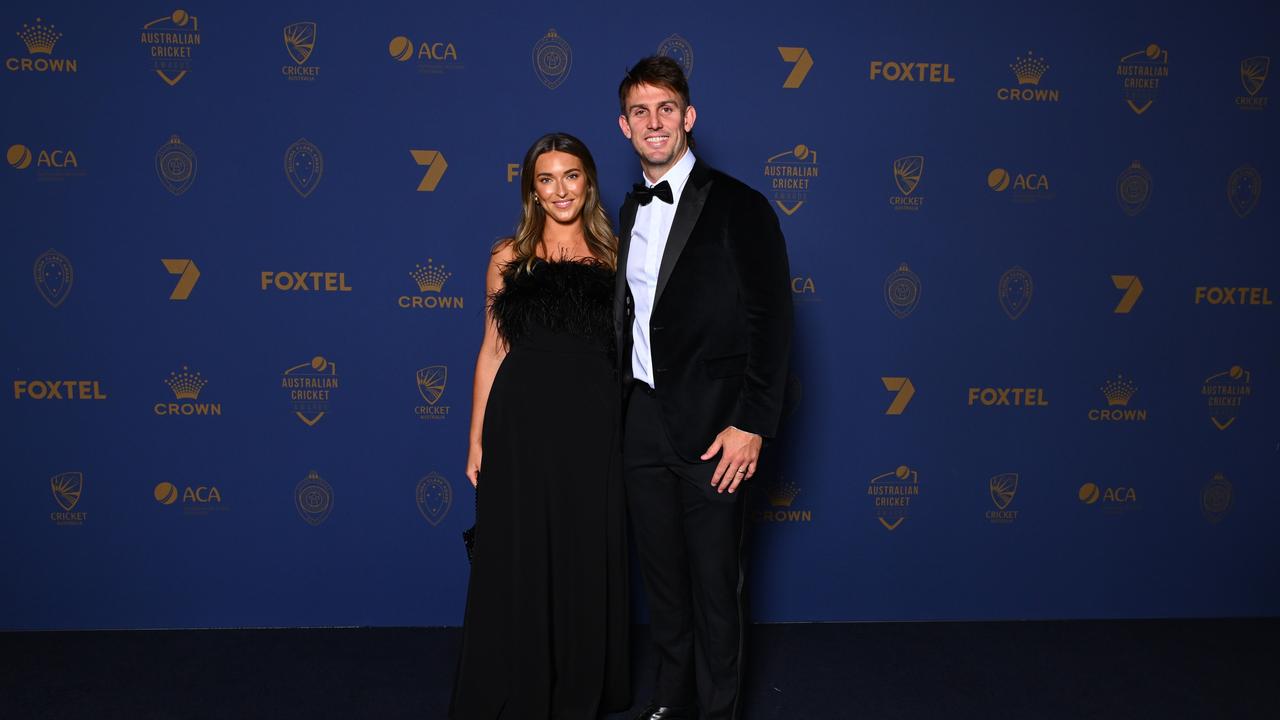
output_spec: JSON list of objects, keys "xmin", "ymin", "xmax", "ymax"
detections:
[{"xmin": 615, "ymin": 56, "xmax": 793, "ymax": 720}]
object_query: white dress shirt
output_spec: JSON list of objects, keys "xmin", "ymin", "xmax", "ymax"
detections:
[{"xmin": 627, "ymin": 149, "xmax": 697, "ymax": 388}]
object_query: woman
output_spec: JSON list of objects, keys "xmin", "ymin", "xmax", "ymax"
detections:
[{"xmin": 451, "ymin": 133, "xmax": 629, "ymax": 719}]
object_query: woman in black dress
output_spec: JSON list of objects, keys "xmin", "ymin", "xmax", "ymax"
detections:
[{"xmin": 451, "ymin": 133, "xmax": 629, "ymax": 719}]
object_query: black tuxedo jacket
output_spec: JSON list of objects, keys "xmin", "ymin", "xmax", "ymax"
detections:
[{"xmin": 615, "ymin": 159, "xmax": 793, "ymax": 462}]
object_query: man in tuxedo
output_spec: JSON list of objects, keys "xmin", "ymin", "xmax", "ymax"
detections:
[{"xmin": 614, "ymin": 56, "xmax": 793, "ymax": 720}]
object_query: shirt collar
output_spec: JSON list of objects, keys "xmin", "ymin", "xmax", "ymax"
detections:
[{"xmin": 645, "ymin": 149, "xmax": 696, "ymax": 191}]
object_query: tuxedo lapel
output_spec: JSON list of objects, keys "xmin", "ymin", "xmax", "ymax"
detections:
[
  {"xmin": 654, "ymin": 160, "xmax": 712, "ymax": 306},
  {"xmin": 616, "ymin": 194, "xmax": 639, "ymax": 311}
]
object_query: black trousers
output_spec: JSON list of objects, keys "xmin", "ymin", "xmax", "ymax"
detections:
[{"xmin": 624, "ymin": 383, "xmax": 750, "ymax": 720}]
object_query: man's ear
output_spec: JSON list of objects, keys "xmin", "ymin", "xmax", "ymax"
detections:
[
  {"xmin": 618, "ymin": 115, "xmax": 632, "ymax": 139},
  {"xmin": 683, "ymin": 105, "xmax": 697, "ymax": 132}
]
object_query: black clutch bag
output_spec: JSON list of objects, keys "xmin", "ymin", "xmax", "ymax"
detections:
[{"xmin": 462, "ymin": 486, "xmax": 477, "ymax": 562}]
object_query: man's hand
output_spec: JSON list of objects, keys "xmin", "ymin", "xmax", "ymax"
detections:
[{"xmin": 702, "ymin": 426, "xmax": 762, "ymax": 494}]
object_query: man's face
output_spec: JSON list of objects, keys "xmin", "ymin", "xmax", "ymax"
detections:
[{"xmin": 618, "ymin": 82, "xmax": 696, "ymax": 181}]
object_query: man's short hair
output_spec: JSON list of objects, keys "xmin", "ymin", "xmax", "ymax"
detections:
[{"xmin": 618, "ymin": 56, "xmax": 692, "ymax": 115}]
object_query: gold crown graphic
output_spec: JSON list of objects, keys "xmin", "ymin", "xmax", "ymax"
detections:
[
  {"xmin": 164, "ymin": 366, "xmax": 208, "ymax": 400},
  {"xmin": 410, "ymin": 259, "xmax": 451, "ymax": 292},
  {"xmin": 1100, "ymin": 375, "xmax": 1138, "ymax": 406},
  {"xmin": 1010, "ymin": 52, "xmax": 1049, "ymax": 85},
  {"xmin": 767, "ymin": 480, "xmax": 800, "ymax": 507},
  {"xmin": 18, "ymin": 18, "xmax": 61, "ymax": 55}
]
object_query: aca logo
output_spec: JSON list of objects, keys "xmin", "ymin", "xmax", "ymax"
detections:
[
  {"xmin": 1078, "ymin": 481, "xmax": 1137, "ymax": 515},
  {"xmin": 986, "ymin": 473, "xmax": 1019, "ymax": 524},
  {"xmin": 1193, "ymin": 285, "xmax": 1273, "ymax": 306},
  {"xmin": 869, "ymin": 60, "xmax": 955, "ymax": 83},
  {"xmin": 285, "ymin": 138, "xmax": 323, "ymax": 198},
  {"xmin": 155, "ymin": 135, "xmax": 196, "ymax": 196},
  {"xmin": 752, "ymin": 479, "xmax": 811, "ymax": 523},
  {"xmin": 1235, "ymin": 56, "xmax": 1268, "ymax": 111},
  {"xmin": 1201, "ymin": 366, "xmax": 1251, "ymax": 430},
  {"xmin": 281, "ymin": 356, "xmax": 339, "ymax": 426},
  {"xmin": 657, "ymin": 33, "xmax": 693, "ymax": 77},
  {"xmin": 790, "ymin": 274, "xmax": 818, "ymax": 303},
  {"xmin": 416, "ymin": 472, "xmax": 453, "ymax": 526},
  {"xmin": 1086, "ymin": 374, "xmax": 1147, "ymax": 422},
  {"xmin": 867, "ymin": 465, "xmax": 919, "ymax": 531},
  {"xmin": 400, "ymin": 259, "xmax": 464, "ymax": 310},
  {"xmin": 763, "ymin": 145, "xmax": 819, "ymax": 216},
  {"xmin": 1111, "ymin": 275, "xmax": 1143, "ymax": 314},
  {"xmin": 153, "ymin": 365, "xmax": 221, "ymax": 417},
  {"xmin": 532, "ymin": 29, "xmax": 572, "ymax": 89},
  {"xmin": 140, "ymin": 9, "xmax": 201, "ymax": 86},
  {"xmin": 967, "ymin": 387, "xmax": 1048, "ymax": 408},
  {"xmin": 414, "ymin": 366, "xmax": 450, "ymax": 421},
  {"xmin": 295, "ymin": 470, "xmax": 333, "ymax": 526},
  {"xmin": 162, "ymin": 258, "xmax": 200, "ymax": 300},
  {"xmin": 13, "ymin": 379, "xmax": 106, "ymax": 400},
  {"xmin": 282, "ymin": 22, "xmax": 319, "ymax": 81},
  {"xmin": 1226, "ymin": 165, "xmax": 1261, "ymax": 218},
  {"xmin": 1202, "ymin": 473, "xmax": 1233, "ymax": 524},
  {"xmin": 1116, "ymin": 161, "xmax": 1152, "ymax": 216},
  {"xmin": 889, "ymin": 155, "xmax": 925, "ymax": 211},
  {"xmin": 778, "ymin": 47, "xmax": 814, "ymax": 88},
  {"xmin": 7, "ymin": 143, "xmax": 84, "ymax": 181},
  {"xmin": 996, "ymin": 51, "xmax": 1058, "ymax": 102},
  {"xmin": 34, "ymin": 249, "xmax": 73, "ymax": 308},
  {"xmin": 7, "ymin": 17, "xmax": 77, "ymax": 73},
  {"xmin": 389, "ymin": 33, "xmax": 461, "ymax": 74},
  {"xmin": 50, "ymin": 471, "xmax": 86, "ymax": 526},
  {"xmin": 884, "ymin": 263, "xmax": 921, "ymax": 318},
  {"xmin": 1116, "ymin": 43, "xmax": 1168, "ymax": 115},
  {"xmin": 998, "ymin": 266, "xmax": 1033, "ymax": 320},
  {"xmin": 411, "ymin": 150, "xmax": 448, "ymax": 191},
  {"xmin": 881, "ymin": 377, "xmax": 915, "ymax": 415},
  {"xmin": 154, "ymin": 481, "xmax": 224, "ymax": 516},
  {"xmin": 987, "ymin": 168, "xmax": 1053, "ymax": 203},
  {"xmin": 260, "ymin": 271, "xmax": 351, "ymax": 292}
]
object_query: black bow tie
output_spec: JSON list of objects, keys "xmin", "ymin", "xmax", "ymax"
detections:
[{"xmin": 632, "ymin": 180, "xmax": 673, "ymax": 206}]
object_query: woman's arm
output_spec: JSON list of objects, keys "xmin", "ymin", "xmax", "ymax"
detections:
[{"xmin": 466, "ymin": 245, "xmax": 513, "ymax": 487}]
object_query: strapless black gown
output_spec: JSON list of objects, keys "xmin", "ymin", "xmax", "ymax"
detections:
[{"xmin": 451, "ymin": 259, "xmax": 629, "ymax": 719}]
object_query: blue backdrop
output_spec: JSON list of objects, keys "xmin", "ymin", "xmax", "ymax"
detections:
[{"xmin": 2, "ymin": 0, "xmax": 1277, "ymax": 630}]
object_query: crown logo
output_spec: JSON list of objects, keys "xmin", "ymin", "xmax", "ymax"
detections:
[
  {"xmin": 18, "ymin": 18, "xmax": 61, "ymax": 55},
  {"xmin": 164, "ymin": 365, "xmax": 208, "ymax": 400},
  {"xmin": 1100, "ymin": 375, "xmax": 1138, "ymax": 406},
  {"xmin": 1010, "ymin": 51, "xmax": 1049, "ymax": 85},
  {"xmin": 767, "ymin": 480, "xmax": 800, "ymax": 508},
  {"xmin": 410, "ymin": 259, "xmax": 451, "ymax": 293}
]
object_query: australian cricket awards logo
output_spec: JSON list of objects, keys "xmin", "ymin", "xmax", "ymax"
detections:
[
  {"xmin": 764, "ymin": 145, "xmax": 819, "ymax": 216},
  {"xmin": 1202, "ymin": 365, "xmax": 1251, "ymax": 430},
  {"xmin": 282, "ymin": 356, "xmax": 339, "ymax": 426},
  {"xmin": 7, "ymin": 17, "xmax": 77, "ymax": 73},
  {"xmin": 399, "ymin": 258, "xmax": 464, "ymax": 310},
  {"xmin": 884, "ymin": 263, "xmax": 921, "ymax": 318},
  {"xmin": 33, "ymin": 249, "xmax": 73, "ymax": 308},
  {"xmin": 155, "ymin": 135, "xmax": 196, "ymax": 196},
  {"xmin": 388, "ymin": 33, "xmax": 461, "ymax": 74},
  {"xmin": 141, "ymin": 10, "xmax": 200, "ymax": 86},
  {"xmin": 532, "ymin": 29, "xmax": 571, "ymax": 89},
  {"xmin": 1078, "ymin": 481, "xmax": 1136, "ymax": 516},
  {"xmin": 753, "ymin": 478, "xmax": 811, "ymax": 523},
  {"xmin": 657, "ymin": 33, "xmax": 693, "ymax": 77},
  {"xmin": 50, "ymin": 471, "xmax": 86, "ymax": 526},
  {"xmin": 153, "ymin": 365, "xmax": 221, "ymax": 417},
  {"xmin": 1087, "ymin": 374, "xmax": 1147, "ymax": 422},
  {"xmin": 285, "ymin": 138, "xmax": 323, "ymax": 198},
  {"xmin": 1227, "ymin": 165, "xmax": 1261, "ymax": 218},
  {"xmin": 987, "ymin": 167, "xmax": 1053, "ymax": 203},
  {"xmin": 1236, "ymin": 56, "xmax": 1269, "ymax": 111},
  {"xmin": 867, "ymin": 465, "xmax": 919, "ymax": 531},
  {"xmin": 996, "ymin": 51, "xmax": 1057, "ymax": 102},
  {"xmin": 8, "ymin": 143, "xmax": 84, "ymax": 182},
  {"xmin": 295, "ymin": 470, "xmax": 333, "ymax": 526},
  {"xmin": 998, "ymin": 266, "xmax": 1033, "ymax": 320},
  {"xmin": 1202, "ymin": 473, "xmax": 1233, "ymax": 524},
  {"xmin": 154, "ymin": 481, "xmax": 224, "ymax": 516},
  {"xmin": 414, "ymin": 366, "xmax": 449, "ymax": 421},
  {"xmin": 889, "ymin": 155, "xmax": 925, "ymax": 211},
  {"xmin": 282, "ymin": 21, "xmax": 318, "ymax": 81},
  {"xmin": 986, "ymin": 473, "xmax": 1019, "ymax": 524},
  {"xmin": 1116, "ymin": 43, "xmax": 1168, "ymax": 114},
  {"xmin": 1116, "ymin": 161, "xmax": 1152, "ymax": 216},
  {"xmin": 416, "ymin": 471, "xmax": 452, "ymax": 526}
]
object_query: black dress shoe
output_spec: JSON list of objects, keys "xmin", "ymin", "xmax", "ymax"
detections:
[{"xmin": 630, "ymin": 703, "xmax": 695, "ymax": 720}]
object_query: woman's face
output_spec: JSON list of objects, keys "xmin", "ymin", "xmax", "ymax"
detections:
[{"xmin": 532, "ymin": 150, "xmax": 588, "ymax": 226}]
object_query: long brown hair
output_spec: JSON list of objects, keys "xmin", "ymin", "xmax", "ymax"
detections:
[{"xmin": 500, "ymin": 133, "xmax": 617, "ymax": 273}]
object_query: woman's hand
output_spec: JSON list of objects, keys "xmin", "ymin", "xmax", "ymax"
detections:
[{"xmin": 466, "ymin": 442, "xmax": 482, "ymax": 487}]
